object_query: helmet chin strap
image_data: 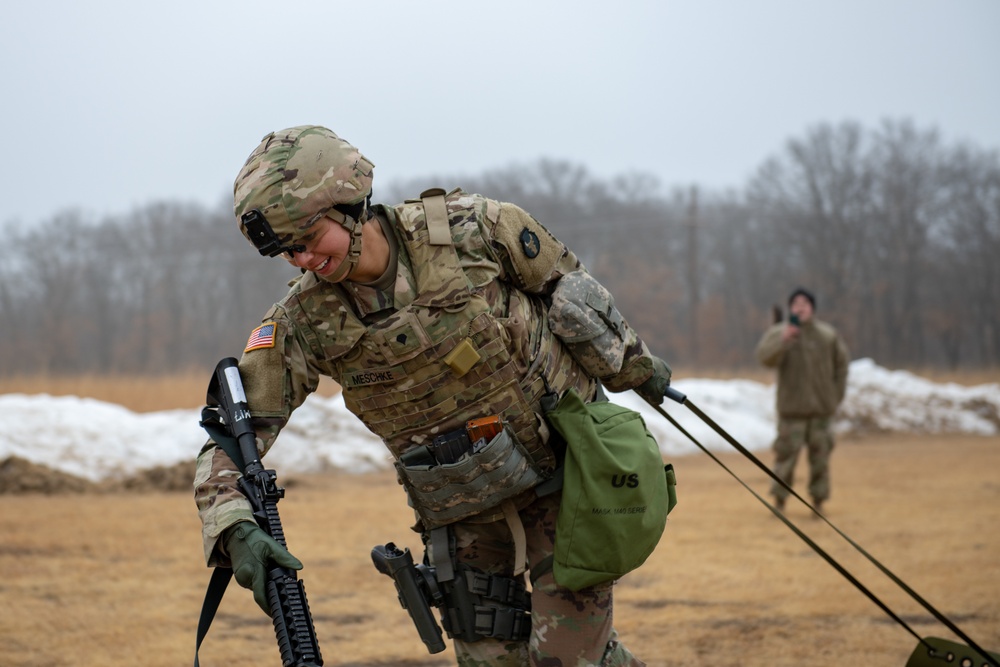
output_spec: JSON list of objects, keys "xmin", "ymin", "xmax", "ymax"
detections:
[{"xmin": 322, "ymin": 213, "xmax": 364, "ymax": 283}]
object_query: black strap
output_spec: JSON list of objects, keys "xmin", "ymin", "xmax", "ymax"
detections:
[
  {"xmin": 653, "ymin": 391, "xmax": 998, "ymax": 666},
  {"xmin": 464, "ymin": 570, "xmax": 531, "ymax": 608},
  {"xmin": 194, "ymin": 567, "xmax": 233, "ymax": 667},
  {"xmin": 529, "ymin": 555, "xmax": 554, "ymax": 585},
  {"xmin": 428, "ymin": 526, "xmax": 455, "ymax": 583},
  {"xmin": 199, "ymin": 407, "xmax": 247, "ymax": 471},
  {"xmin": 473, "ymin": 604, "xmax": 531, "ymax": 641},
  {"xmin": 193, "ymin": 414, "xmax": 248, "ymax": 667}
]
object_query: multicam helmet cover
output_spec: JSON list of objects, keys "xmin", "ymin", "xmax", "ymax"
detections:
[{"xmin": 233, "ymin": 125, "xmax": 375, "ymax": 254}]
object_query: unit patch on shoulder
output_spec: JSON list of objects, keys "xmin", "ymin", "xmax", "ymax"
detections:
[
  {"xmin": 519, "ymin": 227, "xmax": 540, "ymax": 258},
  {"xmin": 244, "ymin": 322, "xmax": 277, "ymax": 352}
]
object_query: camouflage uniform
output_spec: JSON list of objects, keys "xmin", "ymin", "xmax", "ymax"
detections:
[
  {"xmin": 755, "ymin": 318, "xmax": 850, "ymax": 503},
  {"xmin": 195, "ymin": 138, "xmax": 660, "ymax": 664}
]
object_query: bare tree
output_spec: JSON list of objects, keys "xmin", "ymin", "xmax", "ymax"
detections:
[
  {"xmin": 1, "ymin": 123, "xmax": 997, "ymax": 377},
  {"xmin": 933, "ymin": 144, "xmax": 1000, "ymax": 365}
]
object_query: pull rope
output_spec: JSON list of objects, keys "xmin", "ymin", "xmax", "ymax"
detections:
[{"xmin": 654, "ymin": 387, "xmax": 997, "ymax": 667}]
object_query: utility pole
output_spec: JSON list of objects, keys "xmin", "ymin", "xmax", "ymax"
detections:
[{"xmin": 686, "ymin": 185, "xmax": 699, "ymax": 363}]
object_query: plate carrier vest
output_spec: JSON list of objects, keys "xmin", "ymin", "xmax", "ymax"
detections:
[{"xmin": 286, "ymin": 189, "xmax": 592, "ymax": 528}]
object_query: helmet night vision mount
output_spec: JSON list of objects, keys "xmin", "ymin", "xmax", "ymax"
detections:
[{"xmin": 241, "ymin": 209, "xmax": 306, "ymax": 258}]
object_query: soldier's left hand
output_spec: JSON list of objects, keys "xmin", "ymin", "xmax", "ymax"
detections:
[{"xmin": 224, "ymin": 521, "xmax": 303, "ymax": 614}]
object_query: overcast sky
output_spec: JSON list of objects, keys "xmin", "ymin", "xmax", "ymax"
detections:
[{"xmin": 2, "ymin": 0, "xmax": 998, "ymax": 228}]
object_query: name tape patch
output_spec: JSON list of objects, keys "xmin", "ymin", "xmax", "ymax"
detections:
[{"xmin": 347, "ymin": 367, "xmax": 400, "ymax": 387}]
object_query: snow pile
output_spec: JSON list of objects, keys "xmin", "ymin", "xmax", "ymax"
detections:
[
  {"xmin": 1, "ymin": 359, "xmax": 996, "ymax": 482},
  {"xmin": 837, "ymin": 359, "xmax": 1000, "ymax": 435}
]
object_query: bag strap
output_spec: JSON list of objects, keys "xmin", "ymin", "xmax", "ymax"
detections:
[{"xmin": 654, "ymin": 387, "xmax": 998, "ymax": 666}]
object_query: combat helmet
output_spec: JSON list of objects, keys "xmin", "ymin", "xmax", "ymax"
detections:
[{"xmin": 233, "ymin": 125, "xmax": 375, "ymax": 282}]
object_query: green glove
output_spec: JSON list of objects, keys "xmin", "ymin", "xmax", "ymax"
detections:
[
  {"xmin": 634, "ymin": 356, "xmax": 673, "ymax": 406},
  {"xmin": 223, "ymin": 521, "xmax": 303, "ymax": 613}
]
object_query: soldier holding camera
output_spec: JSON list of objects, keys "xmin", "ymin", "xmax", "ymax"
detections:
[{"xmin": 755, "ymin": 287, "xmax": 850, "ymax": 512}]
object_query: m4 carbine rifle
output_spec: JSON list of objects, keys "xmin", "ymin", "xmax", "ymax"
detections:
[{"xmin": 202, "ymin": 357, "xmax": 323, "ymax": 667}]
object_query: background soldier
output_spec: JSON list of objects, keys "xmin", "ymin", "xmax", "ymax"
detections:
[
  {"xmin": 755, "ymin": 287, "xmax": 850, "ymax": 512},
  {"xmin": 193, "ymin": 125, "xmax": 673, "ymax": 666}
]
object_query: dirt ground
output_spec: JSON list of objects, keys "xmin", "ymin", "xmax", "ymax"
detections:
[{"xmin": 1, "ymin": 433, "xmax": 998, "ymax": 667}]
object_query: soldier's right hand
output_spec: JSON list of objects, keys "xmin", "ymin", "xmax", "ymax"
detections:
[
  {"xmin": 782, "ymin": 323, "xmax": 800, "ymax": 343},
  {"xmin": 223, "ymin": 521, "xmax": 303, "ymax": 613}
]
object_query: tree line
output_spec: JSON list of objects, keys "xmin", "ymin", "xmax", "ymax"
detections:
[{"xmin": 1, "ymin": 118, "xmax": 997, "ymax": 377}]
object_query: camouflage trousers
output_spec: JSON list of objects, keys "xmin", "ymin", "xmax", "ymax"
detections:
[
  {"xmin": 770, "ymin": 416, "xmax": 835, "ymax": 502},
  {"xmin": 450, "ymin": 491, "xmax": 644, "ymax": 667}
]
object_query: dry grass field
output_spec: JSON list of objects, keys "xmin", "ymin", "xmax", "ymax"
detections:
[
  {"xmin": 2, "ymin": 370, "xmax": 998, "ymax": 666},
  {"xmin": 0, "ymin": 372, "xmax": 346, "ymax": 411},
  {"xmin": 1, "ymin": 433, "xmax": 998, "ymax": 667}
]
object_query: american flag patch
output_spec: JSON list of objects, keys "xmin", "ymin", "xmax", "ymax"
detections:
[{"xmin": 244, "ymin": 322, "xmax": 277, "ymax": 352}]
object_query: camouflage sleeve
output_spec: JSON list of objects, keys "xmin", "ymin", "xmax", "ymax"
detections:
[
  {"xmin": 755, "ymin": 323, "xmax": 790, "ymax": 368},
  {"xmin": 482, "ymin": 200, "xmax": 660, "ymax": 393},
  {"xmin": 193, "ymin": 303, "xmax": 321, "ymax": 566}
]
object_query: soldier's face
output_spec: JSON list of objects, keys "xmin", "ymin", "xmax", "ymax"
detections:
[
  {"xmin": 789, "ymin": 295, "xmax": 814, "ymax": 322},
  {"xmin": 283, "ymin": 217, "xmax": 352, "ymax": 280}
]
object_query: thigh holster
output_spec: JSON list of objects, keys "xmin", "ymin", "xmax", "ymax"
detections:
[
  {"xmin": 428, "ymin": 525, "xmax": 531, "ymax": 644},
  {"xmin": 438, "ymin": 564, "xmax": 532, "ymax": 643},
  {"xmin": 374, "ymin": 526, "xmax": 532, "ymax": 651}
]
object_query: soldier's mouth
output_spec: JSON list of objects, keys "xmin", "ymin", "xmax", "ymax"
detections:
[{"xmin": 316, "ymin": 257, "xmax": 332, "ymax": 273}]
